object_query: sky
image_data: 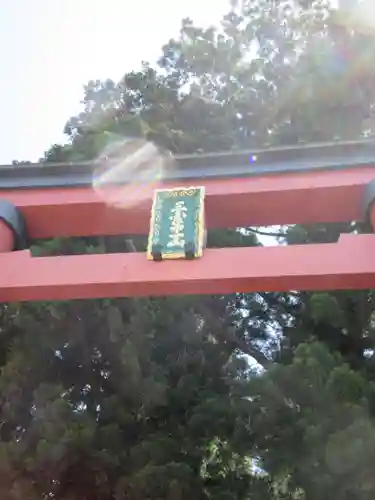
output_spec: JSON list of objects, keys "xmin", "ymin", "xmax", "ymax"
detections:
[{"xmin": 0, "ymin": 0, "xmax": 229, "ymax": 164}]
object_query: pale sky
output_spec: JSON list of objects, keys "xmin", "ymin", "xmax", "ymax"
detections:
[{"xmin": 0, "ymin": 0, "xmax": 229, "ymax": 164}]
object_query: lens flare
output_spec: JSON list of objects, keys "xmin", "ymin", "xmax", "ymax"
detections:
[
  {"xmin": 92, "ymin": 137, "xmax": 174, "ymax": 210},
  {"xmin": 338, "ymin": 0, "xmax": 375, "ymax": 33}
]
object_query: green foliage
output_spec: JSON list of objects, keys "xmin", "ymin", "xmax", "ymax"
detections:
[
  {"xmin": 250, "ymin": 342, "xmax": 375, "ymax": 499},
  {"xmin": 2, "ymin": 0, "xmax": 375, "ymax": 498}
]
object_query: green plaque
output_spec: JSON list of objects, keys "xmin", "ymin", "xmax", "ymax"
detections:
[{"xmin": 147, "ymin": 186, "xmax": 205, "ymax": 261}]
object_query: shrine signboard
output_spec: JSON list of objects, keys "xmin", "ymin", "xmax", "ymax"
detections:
[{"xmin": 147, "ymin": 186, "xmax": 205, "ymax": 261}]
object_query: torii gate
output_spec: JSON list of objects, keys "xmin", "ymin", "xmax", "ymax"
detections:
[{"xmin": 1, "ymin": 139, "xmax": 375, "ymax": 303}]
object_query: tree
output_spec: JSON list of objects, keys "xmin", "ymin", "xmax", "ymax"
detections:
[
  {"xmin": 2, "ymin": 0, "xmax": 375, "ymax": 498},
  {"xmin": 249, "ymin": 342, "xmax": 375, "ymax": 500}
]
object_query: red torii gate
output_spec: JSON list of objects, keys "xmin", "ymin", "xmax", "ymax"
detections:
[{"xmin": 1, "ymin": 139, "xmax": 375, "ymax": 302}]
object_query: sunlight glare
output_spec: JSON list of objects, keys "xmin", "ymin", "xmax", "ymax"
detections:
[{"xmin": 92, "ymin": 137, "xmax": 174, "ymax": 210}]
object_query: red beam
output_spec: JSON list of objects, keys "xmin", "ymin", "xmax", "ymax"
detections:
[
  {"xmin": 2, "ymin": 166, "xmax": 375, "ymax": 239},
  {"xmin": 1, "ymin": 234, "xmax": 375, "ymax": 302}
]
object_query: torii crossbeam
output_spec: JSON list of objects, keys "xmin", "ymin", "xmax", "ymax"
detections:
[{"xmin": 2, "ymin": 139, "xmax": 375, "ymax": 302}]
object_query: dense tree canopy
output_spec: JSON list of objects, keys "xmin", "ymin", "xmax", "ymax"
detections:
[{"xmin": 2, "ymin": 0, "xmax": 375, "ymax": 499}]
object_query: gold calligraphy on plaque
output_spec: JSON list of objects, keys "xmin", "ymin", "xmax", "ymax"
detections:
[
  {"xmin": 167, "ymin": 201, "xmax": 188, "ymax": 248},
  {"xmin": 147, "ymin": 186, "xmax": 205, "ymax": 261}
]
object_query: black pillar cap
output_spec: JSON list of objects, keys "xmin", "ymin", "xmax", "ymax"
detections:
[
  {"xmin": 362, "ymin": 179, "xmax": 375, "ymax": 228},
  {"xmin": 0, "ymin": 200, "xmax": 28, "ymax": 250}
]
